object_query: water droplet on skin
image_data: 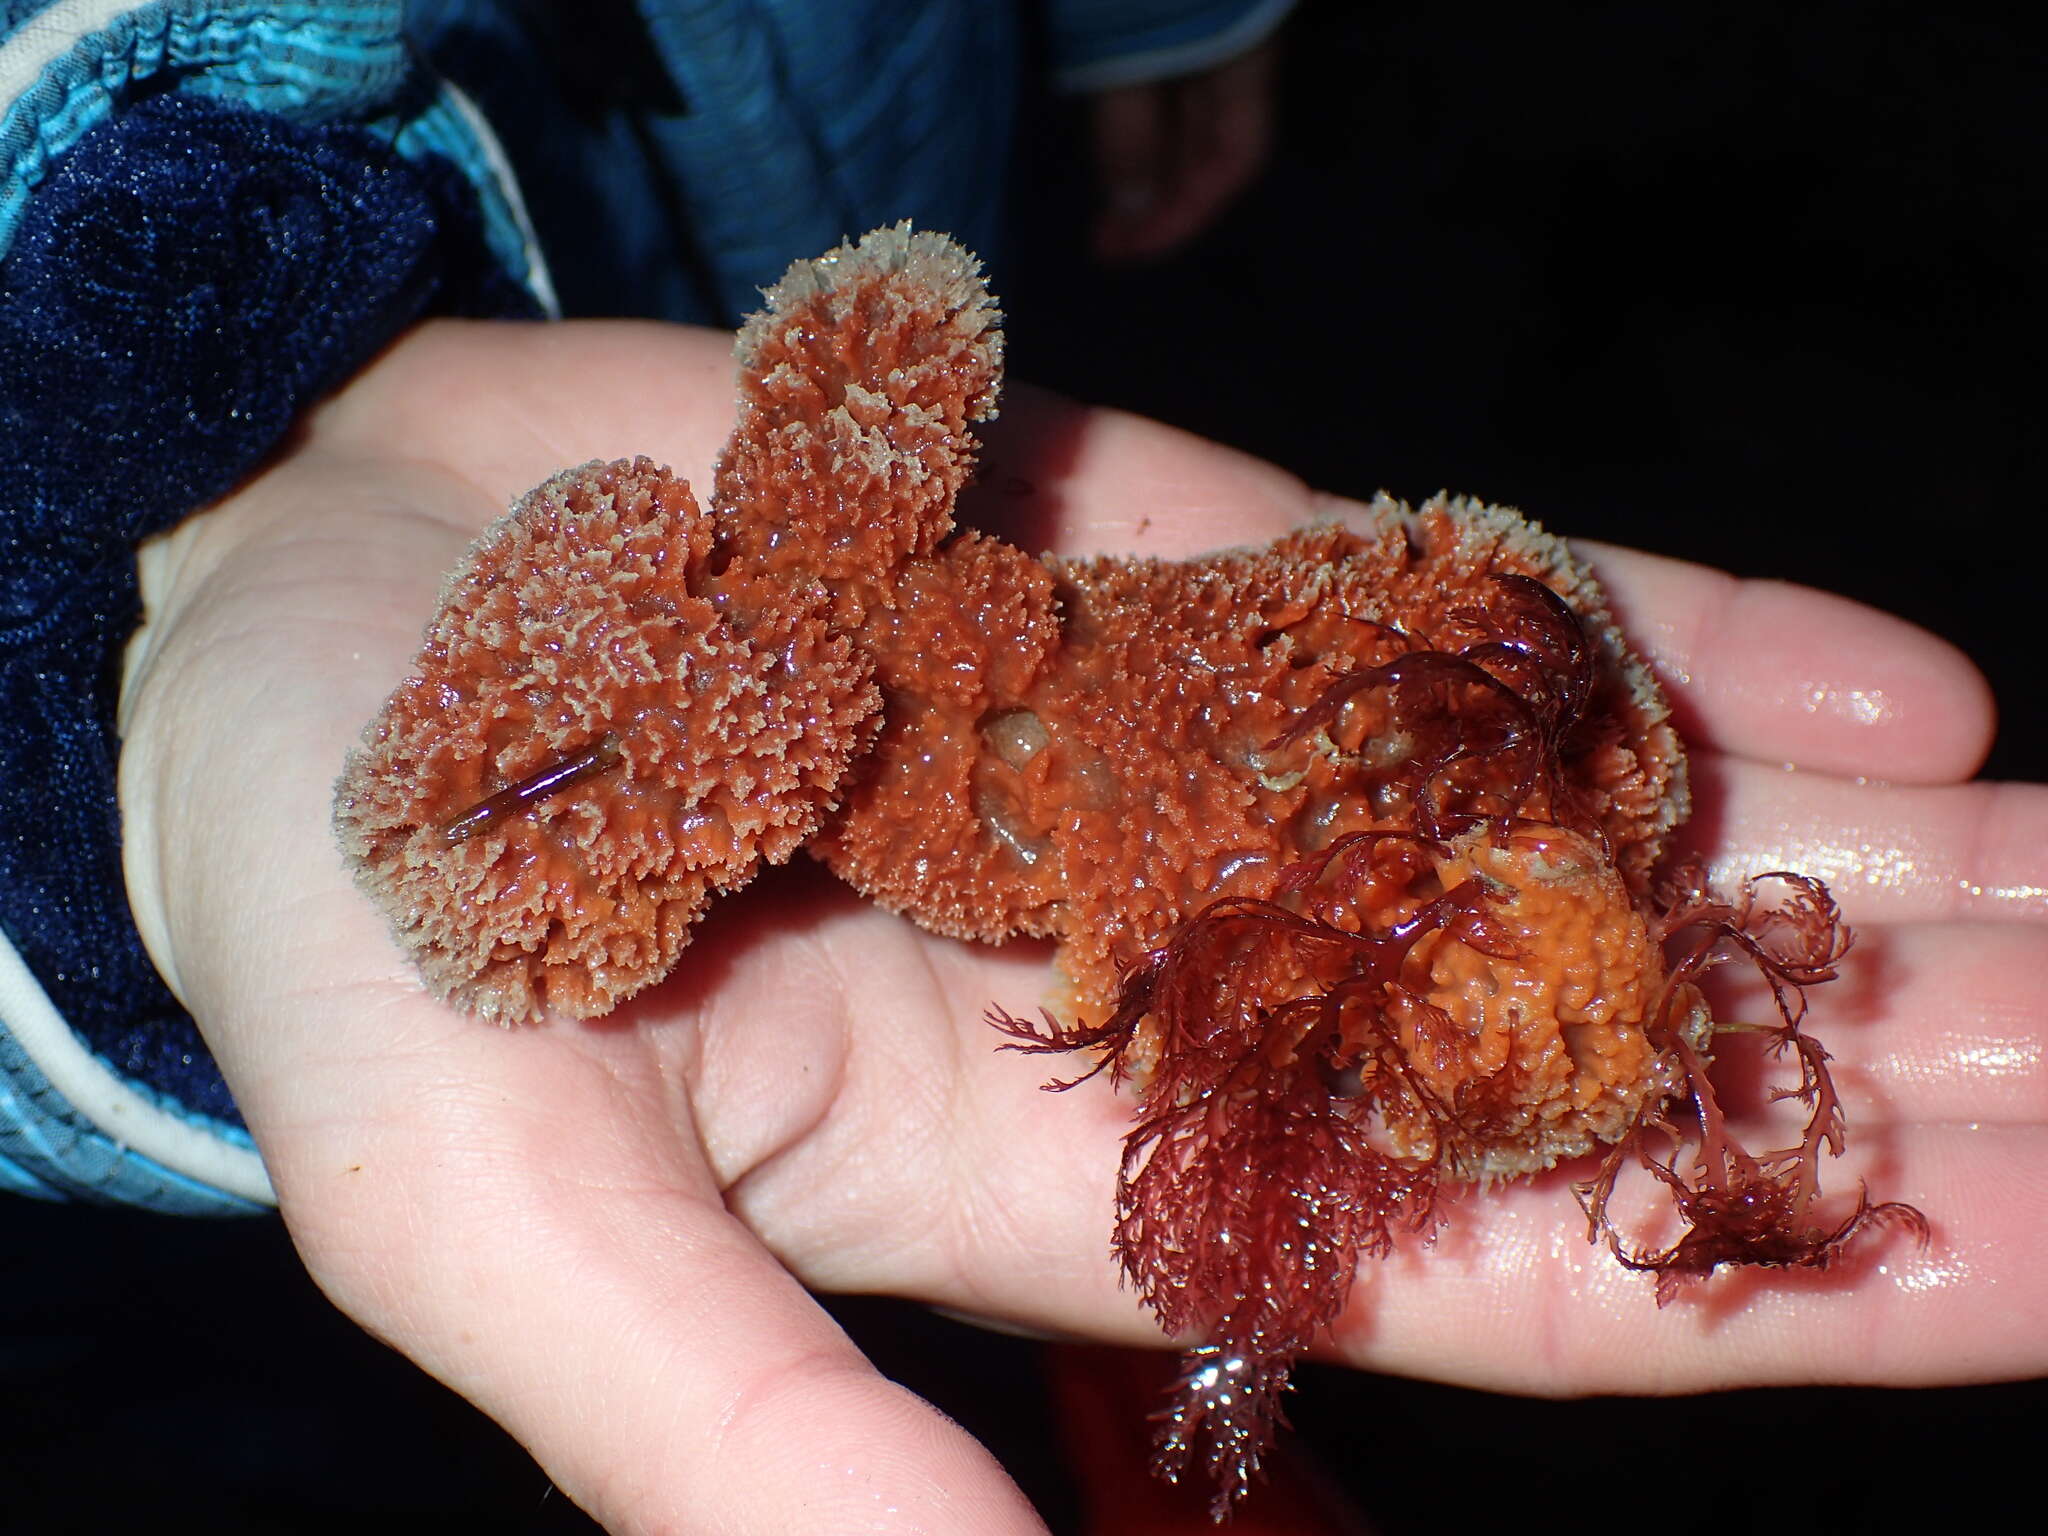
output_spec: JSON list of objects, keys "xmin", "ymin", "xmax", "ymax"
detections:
[{"xmin": 1796, "ymin": 683, "xmax": 1895, "ymax": 728}]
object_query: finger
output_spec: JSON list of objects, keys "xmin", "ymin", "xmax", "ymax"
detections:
[
  {"xmin": 1130, "ymin": 46, "xmax": 1279, "ymax": 259},
  {"xmin": 797, "ymin": 832, "xmax": 2048, "ymax": 1349},
  {"xmin": 1686, "ymin": 756, "xmax": 2048, "ymax": 922},
  {"xmin": 1188, "ymin": 44, "xmax": 1278, "ymax": 209},
  {"xmin": 977, "ymin": 442, "xmax": 1994, "ymax": 795},
  {"xmin": 1580, "ymin": 542, "xmax": 1995, "ymax": 783},
  {"xmin": 807, "ymin": 907, "xmax": 2048, "ymax": 1390},
  {"xmin": 255, "ymin": 1018, "xmax": 1050, "ymax": 1536},
  {"xmin": 1704, "ymin": 919, "xmax": 2048, "ymax": 1128},
  {"xmin": 1336, "ymin": 1120, "xmax": 2048, "ymax": 1396},
  {"xmin": 1090, "ymin": 82, "xmax": 1170, "ymax": 262},
  {"xmin": 312, "ymin": 319, "xmax": 741, "ymax": 501},
  {"xmin": 969, "ymin": 387, "xmax": 1313, "ymax": 557},
  {"xmin": 883, "ymin": 1044, "xmax": 2048, "ymax": 1397}
]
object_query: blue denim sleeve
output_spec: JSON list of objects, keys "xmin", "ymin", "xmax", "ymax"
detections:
[
  {"xmin": 401, "ymin": 1, "xmax": 1285, "ymax": 329},
  {"xmin": 407, "ymin": 0, "xmax": 1022, "ymax": 326},
  {"xmin": 0, "ymin": 0, "xmax": 549, "ymax": 1210}
]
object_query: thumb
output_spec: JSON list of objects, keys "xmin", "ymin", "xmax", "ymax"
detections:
[{"xmin": 267, "ymin": 1013, "xmax": 1053, "ymax": 1536}]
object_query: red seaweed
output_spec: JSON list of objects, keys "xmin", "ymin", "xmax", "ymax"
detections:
[{"xmin": 1576, "ymin": 868, "xmax": 1929, "ymax": 1306}]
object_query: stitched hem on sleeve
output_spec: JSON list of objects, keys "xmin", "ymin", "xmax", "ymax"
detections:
[
  {"xmin": 388, "ymin": 74, "xmax": 559, "ymax": 318},
  {"xmin": 0, "ymin": 0, "xmax": 408, "ymax": 256},
  {"xmin": 1050, "ymin": 0, "xmax": 1296, "ymax": 94},
  {"xmin": 0, "ymin": 928, "xmax": 272, "ymax": 1210}
]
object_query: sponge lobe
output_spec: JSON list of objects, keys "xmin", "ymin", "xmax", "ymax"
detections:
[{"xmin": 335, "ymin": 457, "xmax": 877, "ymax": 1021}]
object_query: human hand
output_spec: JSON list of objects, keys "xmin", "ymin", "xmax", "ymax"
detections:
[
  {"xmin": 117, "ymin": 318, "xmax": 2046, "ymax": 1531},
  {"xmin": 1089, "ymin": 41, "xmax": 1278, "ymax": 264}
]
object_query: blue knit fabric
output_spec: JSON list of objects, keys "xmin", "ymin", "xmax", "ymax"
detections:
[{"xmin": 0, "ymin": 91, "xmax": 450, "ymax": 1125}]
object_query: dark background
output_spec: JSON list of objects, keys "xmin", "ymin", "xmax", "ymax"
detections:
[{"xmin": 6, "ymin": 3, "xmax": 2040, "ymax": 1531}]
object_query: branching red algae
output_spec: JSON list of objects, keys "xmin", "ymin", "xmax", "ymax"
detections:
[{"xmin": 334, "ymin": 225, "xmax": 1926, "ymax": 1520}]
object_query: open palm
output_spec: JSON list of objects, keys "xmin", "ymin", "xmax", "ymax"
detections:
[{"xmin": 116, "ymin": 319, "xmax": 2048, "ymax": 1533}]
